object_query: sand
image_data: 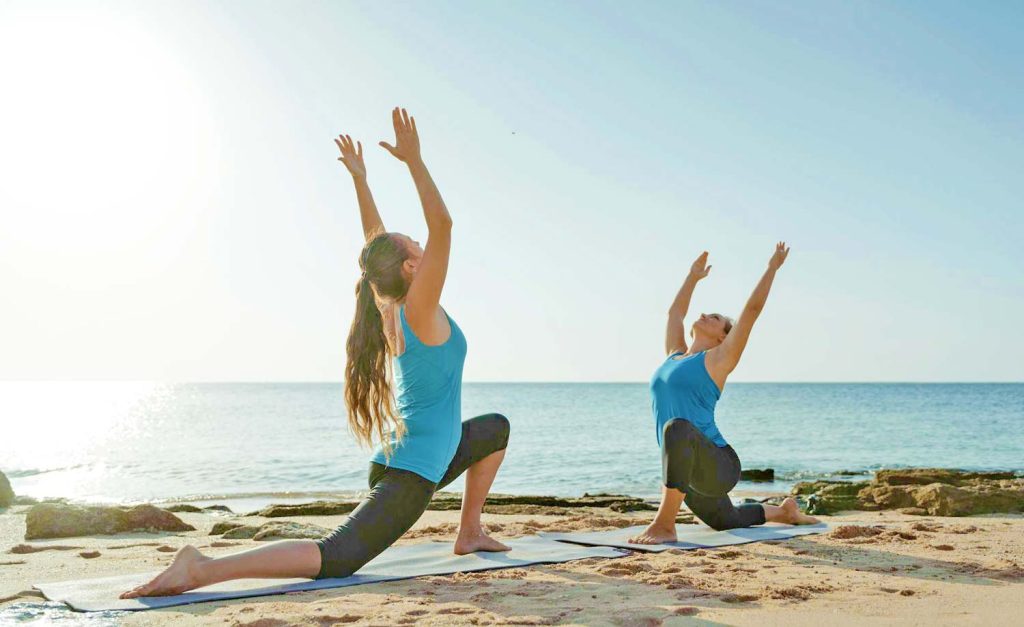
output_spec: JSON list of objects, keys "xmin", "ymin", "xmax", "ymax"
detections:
[{"xmin": 2, "ymin": 505, "xmax": 1022, "ymax": 625}]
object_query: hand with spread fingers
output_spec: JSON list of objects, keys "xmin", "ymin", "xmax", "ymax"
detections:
[
  {"xmin": 689, "ymin": 251, "xmax": 712, "ymax": 281},
  {"xmin": 334, "ymin": 134, "xmax": 367, "ymax": 180},
  {"xmin": 379, "ymin": 107, "xmax": 421, "ymax": 165},
  {"xmin": 768, "ymin": 241, "xmax": 790, "ymax": 271}
]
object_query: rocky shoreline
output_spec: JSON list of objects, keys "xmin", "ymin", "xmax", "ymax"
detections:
[{"xmin": 2, "ymin": 468, "xmax": 1021, "ymax": 541}]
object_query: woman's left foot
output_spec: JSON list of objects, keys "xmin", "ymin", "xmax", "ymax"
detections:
[
  {"xmin": 454, "ymin": 528, "xmax": 510, "ymax": 555},
  {"xmin": 778, "ymin": 497, "xmax": 820, "ymax": 525}
]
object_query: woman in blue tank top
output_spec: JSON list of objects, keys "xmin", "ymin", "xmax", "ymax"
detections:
[
  {"xmin": 630, "ymin": 244, "xmax": 819, "ymax": 545},
  {"xmin": 122, "ymin": 108, "xmax": 511, "ymax": 599}
]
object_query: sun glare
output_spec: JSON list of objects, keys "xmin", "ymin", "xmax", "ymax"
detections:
[{"xmin": 0, "ymin": 6, "xmax": 218, "ymax": 285}]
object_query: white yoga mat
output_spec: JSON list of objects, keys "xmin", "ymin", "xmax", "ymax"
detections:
[
  {"xmin": 36, "ymin": 535, "xmax": 624, "ymax": 612},
  {"xmin": 540, "ymin": 522, "xmax": 829, "ymax": 552}
]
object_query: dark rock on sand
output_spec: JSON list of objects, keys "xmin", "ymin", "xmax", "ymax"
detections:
[
  {"xmin": 255, "ymin": 501, "xmax": 359, "ymax": 517},
  {"xmin": 795, "ymin": 469, "xmax": 1024, "ymax": 516},
  {"xmin": 0, "ymin": 471, "xmax": 14, "ymax": 508},
  {"xmin": 740, "ymin": 468, "xmax": 775, "ymax": 482},
  {"xmin": 164, "ymin": 504, "xmax": 204, "ymax": 513},
  {"xmin": 78, "ymin": 551, "xmax": 101, "ymax": 559},
  {"xmin": 428, "ymin": 492, "xmax": 656, "ymax": 514},
  {"xmin": 221, "ymin": 521, "xmax": 329, "ymax": 541},
  {"xmin": 203, "ymin": 505, "xmax": 233, "ymax": 513},
  {"xmin": 25, "ymin": 503, "xmax": 195, "ymax": 540},
  {"xmin": 210, "ymin": 521, "xmax": 246, "ymax": 535}
]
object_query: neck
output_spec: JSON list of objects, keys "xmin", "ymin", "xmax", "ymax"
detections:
[{"xmin": 688, "ymin": 337, "xmax": 718, "ymax": 354}]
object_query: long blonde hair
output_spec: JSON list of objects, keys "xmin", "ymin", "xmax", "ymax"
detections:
[{"xmin": 344, "ymin": 233, "xmax": 410, "ymax": 457}]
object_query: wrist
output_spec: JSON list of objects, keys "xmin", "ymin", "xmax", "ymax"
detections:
[{"xmin": 405, "ymin": 155, "xmax": 426, "ymax": 170}]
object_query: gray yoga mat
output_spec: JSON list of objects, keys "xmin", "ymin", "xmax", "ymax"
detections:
[
  {"xmin": 540, "ymin": 522, "xmax": 829, "ymax": 552},
  {"xmin": 36, "ymin": 535, "xmax": 624, "ymax": 612}
]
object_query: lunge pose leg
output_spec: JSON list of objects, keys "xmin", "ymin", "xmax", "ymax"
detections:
[
  {"xmin": 122, "ymin": 108, "xmax": 510, "ymax": 598},
  {"xmin": 630, "ymin": 245, "xmax": 818, "ymax": 545}
]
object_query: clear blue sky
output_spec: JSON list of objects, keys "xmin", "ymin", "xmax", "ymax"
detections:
[{"xmin": 1, "ymin": 0, "xmax": 1021, "ymax": 381}]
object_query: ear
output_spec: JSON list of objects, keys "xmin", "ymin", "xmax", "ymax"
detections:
[{"xmin": 402, "ymin": 257, "xmax": 419, "ymax": 275}]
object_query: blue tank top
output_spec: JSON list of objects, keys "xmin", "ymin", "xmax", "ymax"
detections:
[
  {"xmin": 649, "ymin": 351, "xmax": 727, "ymax": 448},
  {"xmin": 371, "ymin": 305, "xmax": 467, "ymax": 483}
]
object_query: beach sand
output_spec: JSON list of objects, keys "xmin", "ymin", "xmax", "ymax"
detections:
[{"xmin": 2, "ymin": 505, "xmax": 1022, "ymax": 625}]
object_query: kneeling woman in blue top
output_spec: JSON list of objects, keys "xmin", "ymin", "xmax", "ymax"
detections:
[
  {"xmin": 630, "ymin": 243, "xmax": 818, "ymax": 545},
  {"xmin": 122, "ymin": 108, "xmax": 510, "ymax": 598}
]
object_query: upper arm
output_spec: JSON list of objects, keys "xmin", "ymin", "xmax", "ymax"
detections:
[
  {"xmin": 665, "ymin": 313, "xmax": 687, "ymax": 356},
  {"xmin": 403, "ymin": 226, "xmax": 452, "ymax": 343},
  {"xmin": 708, "ymin": 304, "xmax": 761, "ymax": 376}
]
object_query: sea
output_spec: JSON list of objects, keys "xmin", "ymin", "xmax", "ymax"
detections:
[{"xmin": 3, "ymin": 382, "xmax": 1022, "ymax": 509}]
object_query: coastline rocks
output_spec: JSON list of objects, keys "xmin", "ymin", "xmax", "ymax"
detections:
[
  {"xmin": 740, "ymin": 468, "xmax": 775, "ymax": 482},
  {"xmin": 165, "ymin": 504, "xmax": 234, "ymax": 514},
  {"xmin": 25, "ymin": 503, "xmax": 195, "ymax": 540},
  {"xmin": 0, "ymin": 471, "xmax": 14, "ymax": 508},
  {"xmin": 254, "ymin": 501, "xmax": 358, "ymax": 518},
  {"xmin": 428, "ymin": 493, "xmax": 656, "ymax": 514},
  {"xmin": 210, "ymin": 521, "xmax": 246, "ymax": 536},
  {"xmin": 220, "ymin": 521, "xmax": 329, "ymax": 541},
  {"xmin": 794, "ymin": 469, "xmax": 1024, "ymax": 516}
]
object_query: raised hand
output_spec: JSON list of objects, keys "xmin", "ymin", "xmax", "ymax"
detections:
[
  {"xmin": 768, "ymin": 241, "xmax": 790, "ymax": 271},
  {"xmin": 689, "ymin": 251, "xmax": 712, "ymax": 280},
  {"xmin": 334, "ymin": 134, "xmax": 366, "ymax": 179},
  {"xmin": 379, "ymin": 107, "xmax": 421, "ymax": 164}
]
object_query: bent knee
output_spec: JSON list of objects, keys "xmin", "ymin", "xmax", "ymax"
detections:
[{"xmin": 481, "ymin": 412, "xmax": 510, "ymax": 450}]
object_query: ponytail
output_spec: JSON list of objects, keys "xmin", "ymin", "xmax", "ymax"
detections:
[{"xmin": 343, "ymin": 234, "xmax": 410, "ymax": 457}]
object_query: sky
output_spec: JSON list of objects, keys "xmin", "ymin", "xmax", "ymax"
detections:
[{"xmin": 1, "ymin": 0, "xmax": 1021, "ymax": 382}]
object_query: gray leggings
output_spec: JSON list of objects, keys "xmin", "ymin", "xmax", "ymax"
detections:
[
  {"xmin": 662, "ymin": 418, "xmax": 766, "ymax": 531},
  {"xmin": 315, "ymin": 413, "xmax": 510, "ymax": 579}
]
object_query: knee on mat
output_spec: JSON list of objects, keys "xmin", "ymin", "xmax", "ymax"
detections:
[
  {"xmin": 315, "ymin": 542, "xmax": 357, "ymax": 580},
  {"xmin": 663, "ymin": 418, "xmax": 699, "ymax": 445},
  {"xmin": 701, "ymin": 514, "xmax": 738, "ymax": 532}
]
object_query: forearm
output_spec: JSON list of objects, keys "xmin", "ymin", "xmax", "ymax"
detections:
[
  {"xmin": 406, "ymin": 158, "xmax": 452, "ymax": 230},
  {"xmin": 744, "ymin": 267, "xmax": 778, "ymax": 314},
  {"xmin": 351, "ymin": 176, "xmax": 384, "ymax": 240},
  {"xmin": 669, "ymin": 275, "xmax": 699, "ymax": 317}
]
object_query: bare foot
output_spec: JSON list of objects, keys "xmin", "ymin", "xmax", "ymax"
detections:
[
  {"xmin": 454, "ymin": 528, "xmax": 510, "ymax": 555},
  {"xmin": 628, "ymin": 522, "xmax": 678, "ymax": 545},
  {"xmin": 119, "ymin": 545, "xmax": 209, "ymax": 598},
  {"xmin": 779, "ymin": 497, "xmax": 820, "ymax": 525}
]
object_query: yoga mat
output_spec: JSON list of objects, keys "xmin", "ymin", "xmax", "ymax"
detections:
[
  {"xmin": 35, "ymin": 535, "xmax": 624, "ymax": 612},
  {"xmin": 540, "ymin": 522, "xmax": 829, "ymax": 553}
]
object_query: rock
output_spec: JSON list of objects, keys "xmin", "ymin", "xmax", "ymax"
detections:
[
  {"xmin": 740, "ymin": 468, "xmax": 774, "ymax": 482},
  {"xmin": 78, "ymin": 551, "xmax": 101, "ymax": 559},
  {"xmin": 25, "ymin": 503, "xmax": 195, "ymax": 540},
  {"xmin": 210, "ymin": 521, "xmax": 246, "ymax": 536},
  {"xmin": 874, "ymin": 469, "xmax": 1016, "ymax": 486},
  {"xmin": 203, "ymin": 505, "xmax": 233, "ymax": 513},
  {"xmin": 0, "ymin": 471, "xmax": 14, "ymax": 508},
  {"xmin": 796, "ymin": 468, "xmax": 1024, "ymax": 516},
  {"xmin": 221, "ymin": 525, "xmax": 261, "ymax": 540},
  {"xmin": 13, "ymin": 496, "xmax": 39, "ymax": 506},
  {"xmin": 426, "ymin": 492, "xmax": 655, "ymax": 514},
  {"xmin": 796, "ymin": 481, "xmax": 870, "ymax": 515},
  {"xmin": 164, "ymin": 504, "xmax": 203, "ymax": 513},
  {"xmin": 255, "ymin": 501, "xmax": 358, "ymax": 517},
  {"xmin": 220, "ymin": 521, "xmax": 329, "ymax": 541},
  {"xmin": 253, "ymin": 521, "xmax": 330, "ymax": 541}
]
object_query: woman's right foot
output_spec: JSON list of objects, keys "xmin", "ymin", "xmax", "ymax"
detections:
[
  {"xmin": 120, "ymin": 545, "xmax": 209, "ymax": 598},
  {"xmin": 628, "ymin": 522, "xmax": 678, "ymax": 545},
  {"xmin": 777, "ymin": 497, "xmax": 820, "ymax": 525}
]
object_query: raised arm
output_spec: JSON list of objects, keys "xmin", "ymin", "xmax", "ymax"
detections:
[
  {"xmin": 379, "ymin": 108, "xmax": 453, "ymax": 339},
  {"xmin": 708, "ymin": 242, "xmax": 789, "ymax": 377},
  {"xmin": 665, "ymin": 251, "xmax": 712, "ymax": 355},
  {"xmin": 334, "ymin": 133, "xmax": 385, "ymax": 241}
]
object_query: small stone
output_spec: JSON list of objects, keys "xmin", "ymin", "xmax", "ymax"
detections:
[{"xmin": 78, "ymin": 551, "xmax": 101, "ymax": 559}]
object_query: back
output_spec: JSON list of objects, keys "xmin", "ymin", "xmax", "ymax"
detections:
[{"xmin": 370, "ymin": 305, "xmax": 467, "ymax": 483}]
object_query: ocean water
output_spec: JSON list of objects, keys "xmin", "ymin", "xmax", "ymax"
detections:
[{"xmin": 2, "ymin": 382, "xmax": 1022, "ymax": 506}]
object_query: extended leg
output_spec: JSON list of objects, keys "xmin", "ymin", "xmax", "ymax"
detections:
[{"xmin": 436, "ymin": 413, "xmax": 511, "ymax": 554}]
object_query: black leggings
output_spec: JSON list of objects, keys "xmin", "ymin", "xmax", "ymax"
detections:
[
  {"xmin": 315, "ymin": 413, "xmax": 510, "ymax": 579},
  {"xmin": 662, "ymin": 418, "xmax": 766, "ymax": 531}
]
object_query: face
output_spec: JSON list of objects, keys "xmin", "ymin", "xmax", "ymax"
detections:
[
  {"xmin": 691, "ymin": 313, "xmax": 730, "ymax": 342},
  {"xmin": 391, "ymin": 233, "xmax": 424, "ymax": 276}
]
